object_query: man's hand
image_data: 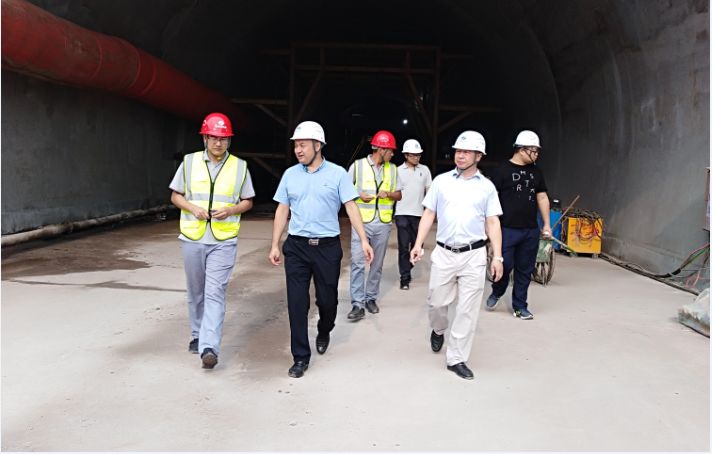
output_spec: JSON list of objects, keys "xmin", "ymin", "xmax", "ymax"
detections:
[
  {"xmin": 191, "ymin": 205, "xmax": 210, "ymax": 220},
  {"xmin": 268, "ymin": 246, "xmax": 281, "ymax": 266},
  {"xmin": 362, "ymin": 242, "xmax": 374, "ymax": 264},
  {"xmin": 490, "ymin": 260, "xmax": 504, "ymax": 282},
  {"xmin": 377, "ymin": 190, "xmax": 389, "ymax": 199},
  {"xmin": 410, "ymin": 246, "xmax": 425, "ymax": 265},
  {"xmin": 210, "ymin": 207, "xmax": 231, "ymax": 220},
  {"xmin": 541, "ymin": 226, "xmax": 552, "ymax": 238},
  {"xmin": 359, "ymin": 191, "xmax": 375, "ymax": 202}
]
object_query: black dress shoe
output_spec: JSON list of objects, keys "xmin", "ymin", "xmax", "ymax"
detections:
[
  {"xmin": 188, "ymin": 338, "xmax": 199, "ymax": 354},
  {"xmin": 347, "ymin": 306, "xmax": 365, "ymax": 321},
  {"xmin": 316, "ymin": 334, "xmax": 330, "ymax": 354},
  {"xmin": 288, "ymin": 361, "xmax": 309, "ymax": 378},
  {"xmin": 201, "ymin": 348, "xmax": 218, "ymax": 369},
  {"xmin": 400, "ymin": 280, "xmax": 410, "ymax": 290},
  {"xmin": 430, "ymin": 330, "xmax": 444, "ymax": 352},
  {"xmin": 365, "ymin": 300, "xmax": 379, "ymax": 314},
  {"xmin": 447, "ymin": 362, "xmax": 474, "ymax": 380}
]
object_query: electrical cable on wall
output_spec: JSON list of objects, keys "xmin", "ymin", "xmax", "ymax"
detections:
[{"xmin": 602, "ymin": 243, "xmax": 710, "ymax": 294}]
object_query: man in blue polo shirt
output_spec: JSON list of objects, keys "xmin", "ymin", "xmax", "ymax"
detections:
[{"xmin": 269, "ymin": 121, "xmax": 374, "ymax": 379}]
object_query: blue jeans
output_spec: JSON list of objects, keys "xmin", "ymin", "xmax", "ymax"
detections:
[{"xmin": 491, "ymin": 227, "xmax": 539, "ymax": 311}]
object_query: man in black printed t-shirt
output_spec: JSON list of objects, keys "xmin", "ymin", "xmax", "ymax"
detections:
[{"xmin": 484, "ymin": 130, "xmax": 551, "ymax": 320}]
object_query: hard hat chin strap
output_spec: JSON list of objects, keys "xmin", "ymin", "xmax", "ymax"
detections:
[
  {"xmin": 524, "ymin": 149, "xmax": 538, "ymax": 164},
  {"xmin": 456, "ymin": 162, "xmax": 477, "ymax": 175},
  {"xmin": 304, "ymin": 140, "xmax": 322, "ymax": 167},
  {"xmin": 203, "ymin": 135, "xmax": 231, "ymax": 150}
]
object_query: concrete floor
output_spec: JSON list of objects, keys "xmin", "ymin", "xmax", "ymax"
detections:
[{"xmin": 1, "ymin": 217, "xmax": 709, "ymax": 451}]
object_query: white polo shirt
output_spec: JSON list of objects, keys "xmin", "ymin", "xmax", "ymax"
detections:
[
  {"xmin": 422, "ymin": 168, "xmax": 502, "ymax": 246},
  {"xmin": 395, "ymin": 163, "xmax": 432, "ymax": 217}
]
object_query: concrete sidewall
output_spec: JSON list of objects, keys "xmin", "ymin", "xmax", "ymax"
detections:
[
  {"xmin": 549, "ymin": 2, "xmax": 709, "ymax": 272},
  {"xmin": 1, "ymin": 71, "xmax": 188, "ymax": 234}
]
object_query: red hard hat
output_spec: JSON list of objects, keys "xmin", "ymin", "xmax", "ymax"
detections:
[
  {"xmin": 200, "ymin": 112, "xmax": 234, "ymax": 137},
  {"xmin": 370, "ymin": 130, "xmax": 397, "ymax": 150}
]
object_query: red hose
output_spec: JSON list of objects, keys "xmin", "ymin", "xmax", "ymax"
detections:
[{"xmin": 1, "ymin": 0, "xmax": 246, "ymax": 125}]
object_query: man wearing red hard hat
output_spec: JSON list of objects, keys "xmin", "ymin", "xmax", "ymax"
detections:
[
  {"xmin": 169, "ymin": 112, "xmax": 255, "ymax": 369},
  {"xmin": 346, "ymin": 130, "xmax": 403, "ymax": 321}
]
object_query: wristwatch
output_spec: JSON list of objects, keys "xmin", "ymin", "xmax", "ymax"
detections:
[{"xmin": 493, "ymin": 256, "xmax": 504, "ymax": 263}]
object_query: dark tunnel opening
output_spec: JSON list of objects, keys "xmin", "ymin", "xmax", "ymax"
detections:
[{"xmin": 215, "ymin": 38, "xmax": 555, "ymax": 208}]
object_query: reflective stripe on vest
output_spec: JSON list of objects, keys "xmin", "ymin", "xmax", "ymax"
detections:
[
  {"xmin": 180, "ymin": 151, "xmax": 247, "ymax": 241},
  {"xmin": 354, "ymin": 158, "xmax": 397, "ymax": 223}
]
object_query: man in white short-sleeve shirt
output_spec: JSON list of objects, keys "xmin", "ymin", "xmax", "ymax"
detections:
[
  {"xmin": 394, "ymin": 139, "xmax": 432, "ymax": 290},
  {"xmin": 410, "ymin": 130, "xmax": 503, "ymax": 380}
]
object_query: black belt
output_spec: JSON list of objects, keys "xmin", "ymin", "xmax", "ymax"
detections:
[
  {"xmin": 436, "ymin": 239, "xmax": 487, "ymax": 253},
  {"xmin": 288, "ymin": 235, "xmax": 340, "ymax": 246}
]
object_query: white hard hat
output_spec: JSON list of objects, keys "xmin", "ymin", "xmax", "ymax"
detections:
[
  {"xmin": 452, "ymin": 130, "xmax": 486, "ymax": 154},
  {"xmin": 514, "ymin": 130, "xmax": 540, "ymax": 148},
  {"xmin": 291, "ymin": 121, "xmax": 326, "ymax": 144},
  {"xmin": 402, "ymin": 139, "xmax": 423, "ymax": 154}
]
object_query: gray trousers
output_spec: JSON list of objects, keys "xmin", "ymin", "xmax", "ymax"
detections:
[
  {"xmin": 350, "ymin": 222, "xmax": 392, "ymax": 307},
  {"xmin": 181, "ymin": 240, "xmax": 237, "ymax": 355}
]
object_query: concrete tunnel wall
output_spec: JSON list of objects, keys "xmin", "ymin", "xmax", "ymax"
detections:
[
  {"xmin": 1, "ymin": 0, "xmax": 709, "ymax": 277},
  {"xmin": 541, "ymin": 1, "xmax": 710, "ymax": 273},
  {"xmin": 0, "ymin": 71, "xmax": 192, "ymax": 233}
]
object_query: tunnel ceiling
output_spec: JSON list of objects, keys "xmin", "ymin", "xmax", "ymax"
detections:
[
  {"xmin": 30, "ymin": 1, "xmax": 511, "ymax": 90},
  {"xmin": 28, "ymin": 0, "xmax": 595, "ymax": 102},
  {"xmin": 29, "ymin": 0, "xmax": 668, "ymax": 94},
  {"xmin": 25, "ymin": 0, "xmax": 709, "ymax": 163}
]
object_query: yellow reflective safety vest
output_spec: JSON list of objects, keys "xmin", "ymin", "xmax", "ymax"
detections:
[
  {"xmin": 180, "ymin": 151, "xmax": 248, "ymax": 241},
  {"xmin": 354, "ymin": 157, "xmax": 397, "ymax": 223}
]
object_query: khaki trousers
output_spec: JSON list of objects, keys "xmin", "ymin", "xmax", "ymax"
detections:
[{"xmin": 428, "ymin": 245, "xmax": 487, "ymax": 366}]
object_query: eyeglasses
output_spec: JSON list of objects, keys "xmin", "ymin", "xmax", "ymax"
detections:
[
  {"xmin": 206, "ymin": 136, "xmax": 230, "ymax": 143},
  {"xmin": 522, "ymin": 147, "xmax": 540, "ymax": 154}
]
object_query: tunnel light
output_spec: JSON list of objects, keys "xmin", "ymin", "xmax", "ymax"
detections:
[{"xmin": 402, "ymin": 119, "xmax": 408, "ymax": 125}]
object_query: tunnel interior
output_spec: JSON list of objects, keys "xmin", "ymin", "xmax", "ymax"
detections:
[{"xmin": 1, "ymin": 0, "xmax": 709, "ymax": 279}]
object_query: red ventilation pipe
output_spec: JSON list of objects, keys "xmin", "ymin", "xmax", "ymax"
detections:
[{"xmin": 1, "ymin": 0, "xmax": 247, "ymax": 125}]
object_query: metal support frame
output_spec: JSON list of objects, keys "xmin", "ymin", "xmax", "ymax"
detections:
[{"xmin": 237, "ymin": 42, "xmax": 501, "ymax": 176}]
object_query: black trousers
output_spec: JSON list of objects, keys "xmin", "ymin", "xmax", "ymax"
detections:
[
  {"xmin": 283, "ymin": 235, "xmax": 343, "ymax": 363},
  {"xmin": 395, "ymin": 215, "xmax": 421, "ymax": 281}
]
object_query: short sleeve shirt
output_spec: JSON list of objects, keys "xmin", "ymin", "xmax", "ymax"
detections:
[
  {"xmin": 422, "ymin": 168, "xmax": 502, "ymax": 245},
  {"xmin": 169, "ymin": 150, "xmax": 255, "ymax": 244},
  {"xmin": 395, "ymin": 163, "xmax": 432, "ymax": 217},
  {"xmin": 274, "ymin": 159, "xmax": 358, "ymax": 237},
  {"xmin": 486, "ymin": 161, "xmax": 547, "ymax": 228}
]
